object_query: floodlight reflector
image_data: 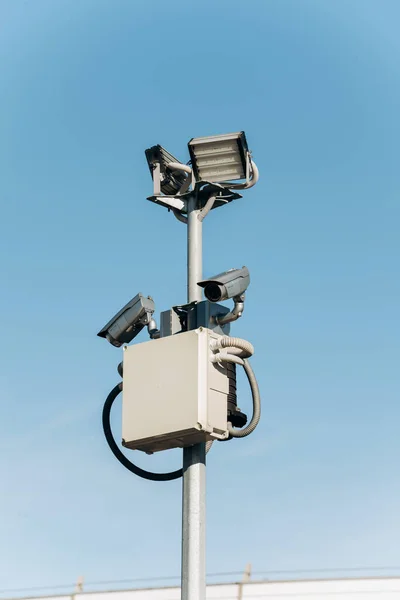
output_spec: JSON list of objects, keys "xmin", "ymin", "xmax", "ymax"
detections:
[
  {"xmin": 145, "ymin": 145, "xmax": 188, "ymax": 196},
  {"xmin": 188, "ymin": 132, "xmax": 249, "ymax": 184}
]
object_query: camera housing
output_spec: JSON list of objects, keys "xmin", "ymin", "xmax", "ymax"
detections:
[
  {"xmin": 97, "ymin": 293, "xmax": 155, "ymax": 347},
  {"xmin": 197, "ymin": 266, "xmax": 250, "ymax": 302}
]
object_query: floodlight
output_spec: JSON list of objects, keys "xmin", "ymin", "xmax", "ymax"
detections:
[
  {"xmin": 145, "ymin": 145, "xmax": 189, "ymax": 196},
  {"xmin": 188, "ymin": 132, "xmax": 249, "ymax": 184}
]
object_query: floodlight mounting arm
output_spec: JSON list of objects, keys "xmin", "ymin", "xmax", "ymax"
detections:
[
  {"xmin": 152, "ymin": 162, "xmax": 162, "ymax": 195},
  {"xmin": 165, "ymin": 162, "xmax": 193, "ymax": 223},
  {"xmin": 166, "ymin": 162, "xmax": 192, "ymax": 176},
  {"xmin": 244, "ymin": 159, "xmax": 259, "ymax": 189},
  {"xmin": 220, "ymin": 158, "xmax": 259, "ymax": 190},
  {"xmin": 166, "ymin": 162, "xmax": 193, "ymax": 196},
  {"xmin": 150, "ymin": 159, "xmax": 191, "ymax": 198}
]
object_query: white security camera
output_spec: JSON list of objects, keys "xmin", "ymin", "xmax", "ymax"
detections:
[
  {"xmin": 197, "ymin": 266, "xmax": 250, "ymax": 302},
  {"xmin": 98, "ymin": 293, "xmax": 155, "ymax": 347}
]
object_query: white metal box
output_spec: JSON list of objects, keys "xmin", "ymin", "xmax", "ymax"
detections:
[{"xmin": 122, "ymin": 328, "xmax": 229, "ymax": 453}]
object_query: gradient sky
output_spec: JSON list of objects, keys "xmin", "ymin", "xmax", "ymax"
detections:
[{"xmin": 1, "ymin": 0, "xmax": 400, "ymax": 594}]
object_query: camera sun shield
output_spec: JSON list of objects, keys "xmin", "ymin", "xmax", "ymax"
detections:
[
  {"xmin": 197, "ymin": 266, "xmax": 250, "ymax": 302},
  {"xmin": 97, "ymin": 293, "xmax": 155, "ymax": 347}
]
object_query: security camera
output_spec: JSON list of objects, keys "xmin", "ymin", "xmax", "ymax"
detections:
[
  {"xmin": 197, "ymin": 266, "xmax": 250, "ymax": 302},
  {"xmin": 98, "ymin": 293, "xmax": 155, "ymax": 347}
]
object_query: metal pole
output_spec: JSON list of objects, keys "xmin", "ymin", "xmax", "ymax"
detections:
[
  {"xmin": 181, "ymin": 195, "xmax": 206, "ymax": 600},
  {"xmin": 187, "ymin": 196, "xmax": 203, "ymax": 304}
]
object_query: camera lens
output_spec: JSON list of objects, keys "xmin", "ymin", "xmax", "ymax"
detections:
[{"xmin": 205, "ymin": 283, "xmax": 222, "ymax": 302}]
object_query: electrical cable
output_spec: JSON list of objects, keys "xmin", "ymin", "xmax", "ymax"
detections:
[
  {"xmin": 172, "ymin": 209, "xmax": 188, "ymax": 224},
  {"xmin": 211, "ymin": 335, "xmax": 254, "ymax": 358},
  {"xmin": 228, "ymin": 359, "xmax": 260, "ymax": 438},
  {"xmin": 198, "ymin": 194, "xmax": 217, "ymax": 222},
  {"xmin": 102, "ymin": 383, "xmax": 183, "ymax": 482},
  {"xmin": 211, "ymin": 336, "xmax": 261, "ymax": 438}
]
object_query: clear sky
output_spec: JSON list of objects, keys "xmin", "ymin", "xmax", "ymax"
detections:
[{"xmin": 1, "ymin": 0, "xmax": 399, "ymax": 594}]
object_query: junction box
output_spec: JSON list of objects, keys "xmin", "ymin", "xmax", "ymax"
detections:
[{"xmin": 122, "ymin": 328, "xmax": 229, "ymax": 453}]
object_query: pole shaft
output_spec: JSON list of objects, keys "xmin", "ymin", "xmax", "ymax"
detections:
[
  {"xmin": 187, "ymin": 196, "xmax": 203, "ymax": 303},
  {"xmin": 181, "ymin": 195, "xmax": 206, "ymax": 600}
]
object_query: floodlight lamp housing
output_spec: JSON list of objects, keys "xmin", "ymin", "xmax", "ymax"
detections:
[
  {"xmin": 188, "ymin": 131, "xmax": 249, "ymax": 184},
  {"xmin": 145, "ymin": 145, "xmax": 188, "ymax": 196}
]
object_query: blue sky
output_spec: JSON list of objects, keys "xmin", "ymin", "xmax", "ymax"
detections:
[{"xmin": 1, "ymin": 0, "xmax": 399, "ymax": 593}]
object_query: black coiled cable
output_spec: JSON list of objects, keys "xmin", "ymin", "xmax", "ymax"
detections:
[{"xmin": 102, "ymin": 382, "xmax": 183, "ymax": 482}]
